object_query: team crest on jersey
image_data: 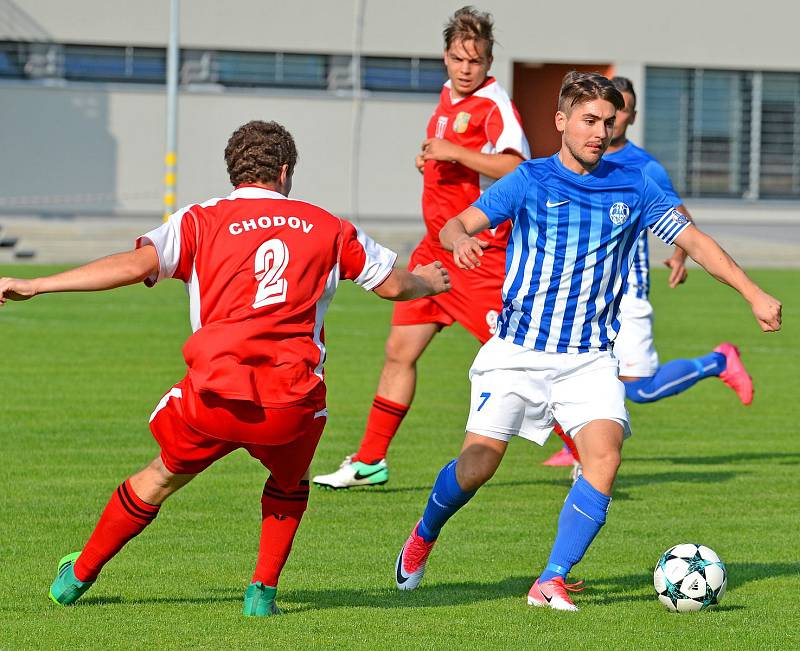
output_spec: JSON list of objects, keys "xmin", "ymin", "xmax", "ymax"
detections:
[
  {"xmin": 669, "ymin": 208, "xmax": 688, "ymax": 224},
  {"xmin": 609, "ymin": 202, "xmax": 630, "ymax": 225},
  {"xmin": 435, "ymin": 116, "xmax": 448, "ymax": 138},
  {"xmin": 485, "ymin": 309, "xmax": 499, "ymax": 335},
  {"xmin": 453, "ymin": 112, "xmax": 471, "ymax": 133}
]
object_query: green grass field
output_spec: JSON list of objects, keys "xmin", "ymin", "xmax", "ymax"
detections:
[{"xmin": 1, "ymin": 266, "xmax": 798, "ymax": 650}]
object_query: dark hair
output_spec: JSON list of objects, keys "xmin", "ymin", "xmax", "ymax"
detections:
[
  {"xmin": 224, "ymin": 120, "xmax": 298, "ymax": 187},
  {"xmin": 443, "ymin": 6, "xmax": 494, "ymax": 57},
  {"xmin": 611, "ymin": 76, "xmax": 637, "ymax": 109},
  {"xmin": 558, "ymin": 71, "xmax": 624, "ymax": 113}
]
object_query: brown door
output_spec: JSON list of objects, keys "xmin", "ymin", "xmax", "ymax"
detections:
[{"xmin": 513, "ymin": 63, "xmax": 614, "ymax": 158}]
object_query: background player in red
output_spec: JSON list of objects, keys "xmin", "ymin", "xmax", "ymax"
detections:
[
  {"xmin": 0, "ymin": 120, "xmax": 449, "ymax": 617},
  {"xmin": 313, "ymin": 6, "xmax": 530, "ymax": 490}
]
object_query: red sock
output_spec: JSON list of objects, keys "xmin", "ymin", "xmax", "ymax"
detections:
[
  {"xmin": 252, "ymin": 478, "xmax": 309, "ymax": 587},
  {"xmin": 73, "ymin": 479, "xmax": 160, "ymax": 582},
  {"xmin": 554, "ymin": 423, "xmax": 581, "ymax": 463},
  {"xmin": 353, "ymin": 395, "xmax": 409, "ymax": 464}
]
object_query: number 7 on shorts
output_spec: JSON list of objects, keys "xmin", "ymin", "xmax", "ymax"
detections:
[{"xmin": 477, "ymin": 392, "xmax": 491, "ymax": 411}]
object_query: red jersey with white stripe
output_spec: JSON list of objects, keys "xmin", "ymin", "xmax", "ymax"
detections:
[
  {"xmin": 422, "ymin": 76, "xmax": 530, "ymax": 249},
  {"xmin": 137, "ymin": 185, "xmax": 396, "ymax": 407}
]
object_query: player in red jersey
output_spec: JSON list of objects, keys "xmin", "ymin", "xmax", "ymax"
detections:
[
  {"xmin": 0, "ymin": 121, "xmax": 449, "ymax": 616},
  {"xmin": 313, "ymin": 6, "xmax": 530, "ymax": 490}
]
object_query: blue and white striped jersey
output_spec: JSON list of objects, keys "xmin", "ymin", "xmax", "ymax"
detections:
[
  {"xmin": 603, "ymin": 142, "xmax": 682, "ymax": 299},
  {"xmin": 473, "ymin": 154, "xmax": 687, "ymax": 354}
]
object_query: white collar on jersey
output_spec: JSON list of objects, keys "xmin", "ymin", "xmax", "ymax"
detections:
[{"xmin": 229, "ymin": 185, "xmax": 288, "ymax": 201}]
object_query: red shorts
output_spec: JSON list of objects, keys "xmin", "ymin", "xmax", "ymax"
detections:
[
  {"xmin": 392, "ymin": 237, "xmax": 505, "ymax": 343},
  {"xmin": 149, "ymin": 377, "xmax": 327, "ymax": 489}
]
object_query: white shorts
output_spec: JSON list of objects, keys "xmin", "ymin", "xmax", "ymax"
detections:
[
  {"xmin": 613, "ymin": 293, "xmax": 659, "ymax": 378},
  {"xmin": 465, "ymin": 336, "xmax": 631, "ymax": 445}
]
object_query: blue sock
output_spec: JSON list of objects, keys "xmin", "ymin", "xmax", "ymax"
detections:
[
  {"xmin": 417, "ymin": 459, "xmax": 476, "ymax": 542},
  {"xmin": 540, "ymin": 475, "xmax": 611, "ymax": 582},
  {"xmin": 624, "ymin": 352, "xmax": 726, "ymax": 404}
]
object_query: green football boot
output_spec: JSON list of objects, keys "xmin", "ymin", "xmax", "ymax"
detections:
[
  {"xmin": 49, "ymin": 552, "xmax": 94, "ymax": 606},
  {"xmin": 312, "ymin": 455, "xmax": 389, "ymax": 489},
  {"xmin": 243, "ymin": 582, "xmax": 281, "ymax": 617}
]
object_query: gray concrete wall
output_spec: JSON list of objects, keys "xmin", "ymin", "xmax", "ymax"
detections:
[{"xmin": 0, "ymin": 82, "xmax": 435, "ymax": 217}]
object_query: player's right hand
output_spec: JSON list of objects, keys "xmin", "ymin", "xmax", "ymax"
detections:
[
  {"xmin": 452, "ymin": 235, "xmax": 489, "ymax": 270},
  {"xmin": 415, "ymin": 154, "xmax": 425, "ymax": 174},
  {"xmin": 751, "ymin": 290, "xmax": 782, "ymax": 332},
  {"xmin": 412, "ymin": 261, "xmax": 450, "ymax": 295},
  {"xmin": 0, "ymin": 277, "xmax": 37, "ymax": 305}
]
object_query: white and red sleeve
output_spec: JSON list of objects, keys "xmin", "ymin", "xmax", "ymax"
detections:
[
  {"xmin": 338, "ymin": 220, "xmax": 397, "ymax": 290},
  {"xmin": 135, "ymin": 205, "xmax": 198, "ymax": 286},
  {"xmin": 484, "ymin": 97, "xmax": 530, "ymax": 159}
]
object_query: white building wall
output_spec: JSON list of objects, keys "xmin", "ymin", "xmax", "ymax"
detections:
[{"xmin": 1, "ymin": 0, "xmax": 799, "ymax": 219}]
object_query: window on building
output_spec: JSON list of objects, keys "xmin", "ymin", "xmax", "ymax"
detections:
[
  {"xmin": 62, "ymin": 45, "xmax": 166, "ymax": 83},
  {"xmin": 645, "ymin": 66, "xmax": 800, "ymax": 200},
  {"xmin": 0, "ymin": 41, "xmax": 26, "ymax": 78},
  {"xmin": 364, "ymin": 56, "xmax": 445, "ymax": 92},
  {"xmin": 215, "ymin": 51, "xmax": 326, "ymax": 88},
  {"xmin": 1, "ymin": 39, "xmax": 444, "ymax": 96},
  {"xmin": 760, "ymin": 73, "xmax": 800, "ymax": 198}
]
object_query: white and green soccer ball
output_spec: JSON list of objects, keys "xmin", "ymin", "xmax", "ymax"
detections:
[{"xmin": 653, "ymin": 543, "xmax": 727, "ymax": 612}]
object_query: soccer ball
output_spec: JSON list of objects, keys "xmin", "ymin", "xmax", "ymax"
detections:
[{"xmin": 653, "ymin": 543, "xmax": 727, "ymax": 612}]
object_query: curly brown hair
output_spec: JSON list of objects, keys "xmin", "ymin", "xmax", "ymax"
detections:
[
  {"xmin": 558, "ymin": 71, "xmax": 624, "ymax": 114},
  {"xmin": 224, "ymin": 120, "xmax": 298, "ymax": 187},
  {"xmin": 443, "ymin": 6, "xmax": 494, "ymax": 57}
]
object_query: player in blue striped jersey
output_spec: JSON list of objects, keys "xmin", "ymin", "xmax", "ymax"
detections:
[
  {"xmin": 607, "ymin": 77, "xmax": 755, "ymax": 405},
  {"xmin": 394, "ymin": 72, "xmax": 782, "ymax": 611},
  {"xmin": 543, "ymin": 76, "xmax": 755, "ymax": 470}
]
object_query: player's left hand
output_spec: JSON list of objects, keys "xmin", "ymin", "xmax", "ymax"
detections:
[
  {"xmin": 0, "ymin": 277, "xmax": 37, "ymax": 305},
  {"xmin": 663, "ymin": 253, "xmax": 688, "ymax": 288},
  {"xmin": 751, "ymin": 290, "xmax": 782, "ymax": 332},
  {"xmin": 452, "ymin": 235, "xmax": 489, "ymax": 270},
  {"xmin": 421, "ymin": 137, "xmax": 459, "ymax": 163}
]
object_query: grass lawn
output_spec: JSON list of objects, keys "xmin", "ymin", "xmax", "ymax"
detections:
[{"xmin": 0, "ymin": 266, "xmax": 797, "ymax": 649}]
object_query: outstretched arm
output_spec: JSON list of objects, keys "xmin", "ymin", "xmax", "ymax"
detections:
[
  {"xmin": 373, "ymin": 262, "xmax": 450, "ymax": 301},
  {"xmin": 673, "ymin": 226, "xmax": 782, "ymax": 332},
  {"xmin": 0, "ymin": 245, "xmax": 159, "ymax": 306}
]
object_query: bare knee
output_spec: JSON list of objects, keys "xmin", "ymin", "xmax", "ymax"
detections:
[
  {"xmin": 456, "ymin": 461, "xmax": 495, "ymax": 491},
  {"xmin": 129, "ymin": 456, "xmax": 194, "ymax": 505},
  {"xmin": 384, "ymin": 335, "xmax": 419, "ymax": 368},
  {"xmin": 590, "ymin": 446, "xmax": 621, "ymax": 473}
]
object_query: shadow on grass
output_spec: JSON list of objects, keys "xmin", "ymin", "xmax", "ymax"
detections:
[
  {"xmin": 615, "ymin": 469, "xmax": 740, "ymax": 489},
  {"xmin": 317, "ymin": 470, "xmax": 741, "ymax": 503},
  {"xmin": 589, "ymin": 561, "xmax": 800, "ymax": 606},
  {"xmin": 68, "ymin": 562, "xmax": 797, "ymax": 612},
  {"xmin": 625, "ymin": 451, "xmax": 800, "ymax": 466},
  {"xmin": 280, "ymin": 575, "xmax": 534, "ymax": 613}
]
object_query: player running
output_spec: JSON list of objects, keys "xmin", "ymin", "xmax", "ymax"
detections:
[
  {"xmin": 313, "ymin": 6, "xmax": 530, "ymax": 490},
  {"xmin": 543, "ymin": 75, "xmax": 756, "ymax": 471},
  {"xmin": 394, "ymin": 72, "xmax": 782, "ymax": 611},
  {"xmin": 0, "ymin": 120, "xmax": 449, "ymax": 617}
]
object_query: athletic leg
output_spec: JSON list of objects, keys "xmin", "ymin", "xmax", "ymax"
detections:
[
  {"xmin": 355, "ymin": 322, "xmax": 440, "ymax": 462},
  {"xmin": 50, "ymin": 456, "xmax": 196, "ymax": 605},
  {"xmin": 245, "ymin": 409, "xmax": 326, "ymax": 616},
  {"xmin": 76, "ymin": 457, "xmax": 195, "ymax": 581},
  {"xmin": 621, "ymin": 350, "xmax": 727, "ymax": 403},
  {"xmin": 530, "ymin": 420, "xmax": 622, "ymax": 611},
  {"xmin": 396, "ymin": 433, "xmax": 506, "ymax": 590},
  {"xmin": 312, "ymin": 322, "xmax": 440, "ymax": 490}
]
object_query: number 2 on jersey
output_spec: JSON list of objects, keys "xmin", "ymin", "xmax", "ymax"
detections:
[{"xmin": 253, "ymin": 238, "xmax": 289, "ymax": 309}]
